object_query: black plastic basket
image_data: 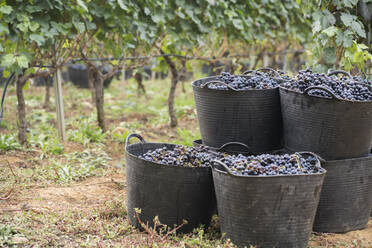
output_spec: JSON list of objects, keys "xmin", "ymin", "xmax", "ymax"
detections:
[
  {"xmin": 67, "ymin": 64, "xmax": 113, "ymax": 88},
  {"xmin": 33, "ymin": 75, "xmax": 53, "ymax": 87},
  {"xmin": 280, "ymin": 85, "xmax": 372, "ymax": 160},
  {"xmin": 125, "ymin": 134, "xmax": 216, "ymax": 233},
  {"xmin": 211, "ymin": 153, "xmax": 326, "ymax": 248},
  {"xmin": 313, "ymin": 154, "xmax": 372, "ymax": 233},
  {"xmin": 192, "ymin": 70, "xmax": 284, "ymax": 153}
]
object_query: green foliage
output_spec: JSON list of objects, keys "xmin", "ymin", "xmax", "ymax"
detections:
[
  {"xmin": 0, "ymin": 224, "xmax": 19, "ymax": 247},
  {"xmin": 34, "ymin": 135, "xmax": 64, "ymax": 159},
  {"xmin": 0, "ymin": 134, "xmax": 22, "ymax": 151},
  {"xmin": 310, "ymin": 0, "xmax": 372, "ymax": 72},
  {"xmin": 176, "ymin": 128, "xmax": 200, "ymax": 147},
  {"xmin": 28, "ymin": 110, "xmax": 64, "ymax": 158},
  {"xmin": 111, "ymin": 128, "xmax": 130, "ymax": 144},
  {"xmin": 68, "ymin": 117, "xmax": 106, "ymax": 146},
  {"xmin": 53, "ymin": 149, "xmax": 110, "ymax": 183},
  {"xmin": 0, "ymin": 0, "xmax": 81, "ymax": 74}
]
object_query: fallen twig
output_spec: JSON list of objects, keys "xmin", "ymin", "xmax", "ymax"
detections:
[
  {"xmin": 53, "ymin": 167, "xmax": 60, "ymax": 180},
  {"xmin": 135, "ymin": 210, "xmax": 187, "ymax": 246},
  {"xmin": 6, "ymin": 160, "xmax": 18, "ymax": 182},
  {"xmin": 0, "ymin": 206, "xmax": 51, "ymax": 213},
  {"xmin": 0, "ymin": 160, "xmax": 19, "ymax": 201},
  {"xmin": 0, "ymin": 188, "xmax": 14, "ymax": 200}
]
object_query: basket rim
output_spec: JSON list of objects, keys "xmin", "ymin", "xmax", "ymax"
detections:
[
  {"xmin": 321, "ymin": 153, "xmax": 372, "ymax": 164},
  {"xmin": 191, "ymin": 75, "xmax": 282, "ymax": 91},
  {"xmin": 125, "ymin": 142, "xmax": 212, "ymax": 171},
  {"xmin": 279, "ymin": 85, "xmax": 372, "ymax": 104},
  {"xmin": 212, "ymin": 165, "xmax": 327, "ymax": 178},
  {"xmin": 211, "ymin": 152, "xmax": 327, "ymax": 178}
]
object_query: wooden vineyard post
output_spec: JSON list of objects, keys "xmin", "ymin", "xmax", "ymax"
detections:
[
  {"xmin": 152, "ymin": 60, "xmax": 156, "ymax": 80},
  {"xmin": 54, "ymin": 68, "xmax": 66, "ymax": 142}
]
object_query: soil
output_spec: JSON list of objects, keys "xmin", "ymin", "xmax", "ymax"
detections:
[{"xmin": 0, "ymin": 176, "xmax": 126, "ymax": 212}]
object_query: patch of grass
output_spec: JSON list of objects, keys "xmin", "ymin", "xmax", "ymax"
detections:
[
  {"xmin": 53, "ymin": 148, "xmax": 111, "ymax": 184},
  {"xmin": 0, "ymin": 224, "xmax": 21, "ymax": 247},
  {"xmin": 176, "ymin": 128, "xmax": 200, "ymax": 146},
  {"xmin": 27, "ymin": 113, "xmax": 64, "ymax": 159},
  {"xmin": 0, "ymin": 206, "xmax": 238, "ymax": 248},
  {"xmin": 111, "ymin": 127, "xmax": 130, "ymax": 144},
  {"xmin": 0, "ymin": 134, "xmax": 22, "ymax": 151},
  {"xmin": 68, "ymin": 116, "xmax": 106, "ymax": 146},
  {"xmin": 172, "ymin": 228, "xmax": 237, "ymax": 248},
  {"xmin": 30, "ymin": 130, "xmax": 64, "ymax": 159}
]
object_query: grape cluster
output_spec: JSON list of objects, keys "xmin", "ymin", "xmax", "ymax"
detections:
[
  {"xmin": 352, "ymin": 76, "xmax": 372, "ymax": 86},
  {"xmin": 207, "ymin": 72, "xmax": 279, "ymax": 90},
  {"xmin": 139, "ymin": 145, "xmax": 225, "ymax": 167},
  {"xmin": 282, "ymin": 68, "xmax": 372, "ymax": 102},
  {"xmin": 218, "ymin": 153, "xmax": 324, "ymax": 176}
]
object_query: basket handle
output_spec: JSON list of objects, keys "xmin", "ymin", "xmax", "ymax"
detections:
[
  {"xmin": 256, "ymin": 67, "xmax": 281, "ymax": 77},
  {"xmin": 243, "ymin": 68, "xmax": 281, "ymax": 78},
  {"xmin": 242, "ymin": 70, "xmax": 255, "ymax": 75},
  {"xmin": 200, "ymin": 80, "xmax": 238, "ymax": 91},
  {"xmin": 327, "ymin": 70, "xmax": 351, "ymax": 78},
  {"xmin": 295, "ymin": 151, "xmax": 325, "ymax": 163},
  {"xmin": 217, "ymin": 142, "xmax": 251, "ymax": 153},
  {"xmin": 303, "ymin": 86, "xmax": 338, "ymax": 99},
  {"xmin": 211, "ymin": 160, "xmax": 234, "ymax": 176},
  {"xmin": 125, "ymin": 133, "xmax": 146, "ymax": 149}
]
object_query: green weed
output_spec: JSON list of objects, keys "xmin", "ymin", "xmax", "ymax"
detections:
[
  {"xmin": 0, "ymin": 224, "xmax": 24, "ymax": 247},
  {"xmin": 28, "ymin": 111, "xmax": 64, "ymax": 159},
  {"xmin": 68, "ymin": 117, "xmax": 106, "ymax": 146},
  {"xmin": 111, "ymin": 128, "xmax": 130, "ymax": 144},
  {"xmin": 30, "ymin": 133, "xmax": 64, "ymax": 159},
  {"xmin": 53, "ymin": 149, "xmax": 111, "ymax": 183},
  {"xmin": 0, "ymin": 134, "xmax": 22, "ymax": 151},
  {"xmin": 176, "ymin": 128, "xmax": 200, "ymax": 146}
]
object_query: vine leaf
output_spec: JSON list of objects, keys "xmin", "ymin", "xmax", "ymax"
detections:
[
  {"xmin": 77, "ymin": 0, "xmax": 88, "ymax": 12},
  {"xmin": 0, "ymin": 5, "xmax": 13, "ymax": 14},
  {"xmin": 29, "ymin": 34, "xmax": 45, "ymax": 46}
]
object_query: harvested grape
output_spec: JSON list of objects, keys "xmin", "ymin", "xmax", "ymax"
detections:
[
  {"xmin": 281, "ymin": 68, "xmax": 372, "ymax": 102},
  {"xmin": 207, "ymin": 72, "xmax": 279, "ymax": 90},
  {"xmin": 217, "ymin": 153, "xmax": 324, "ymax": 176},
  {"xmin": 139, "ymin": 145, "xmax": 225, "ymax": 167}
]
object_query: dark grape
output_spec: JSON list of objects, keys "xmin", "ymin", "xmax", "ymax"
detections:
[
  {"xmin": 139, "ymin": 145, "xmax": 324, "ymax": 176},
  {"xmin": 282, "ymin": 68, "xmax": 372, "ymax": 102},
  {"xmin": 218, "ymin": 153, "xmax": 325, "ymax": 176},
  {"xmin": 207, "ymin": 71, "xmax": 279, "ymax": 90},
  {"xmin": 139, "ymin": 145, "xmax": 226, "ymax": 167}
]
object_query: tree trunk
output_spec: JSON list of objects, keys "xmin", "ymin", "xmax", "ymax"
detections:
[
  {"xmin": 16, "ymin": 75, "xmax": 27, "ymax": 145},
  {"xmin": 93, "ymin": 73, "xmax": 106, "ymax": 132},
  {"xmin": 161, "ymin": 50, "xmax": 179, "ymax": 127},
  {"xmin": 43, "ymin": 75, "xmax": 51, "ymax": 109},
  {"xmin": 270, "ymin": 52, "xmax": 277, "ymax": 68},
  {"xmin": 88, "ymin": 66, "xmax": 96, "ymax": 104},
  {"xmin": 134, "ymin": 72, "xmax": 146, "ymax": 96},
  {"xmin": 180, "ymin": 59, "xmax": 186, "ymax": 93},
  {"xmin": 253, "ymin": 49, "xmax": 264, "ymax": 69}
]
